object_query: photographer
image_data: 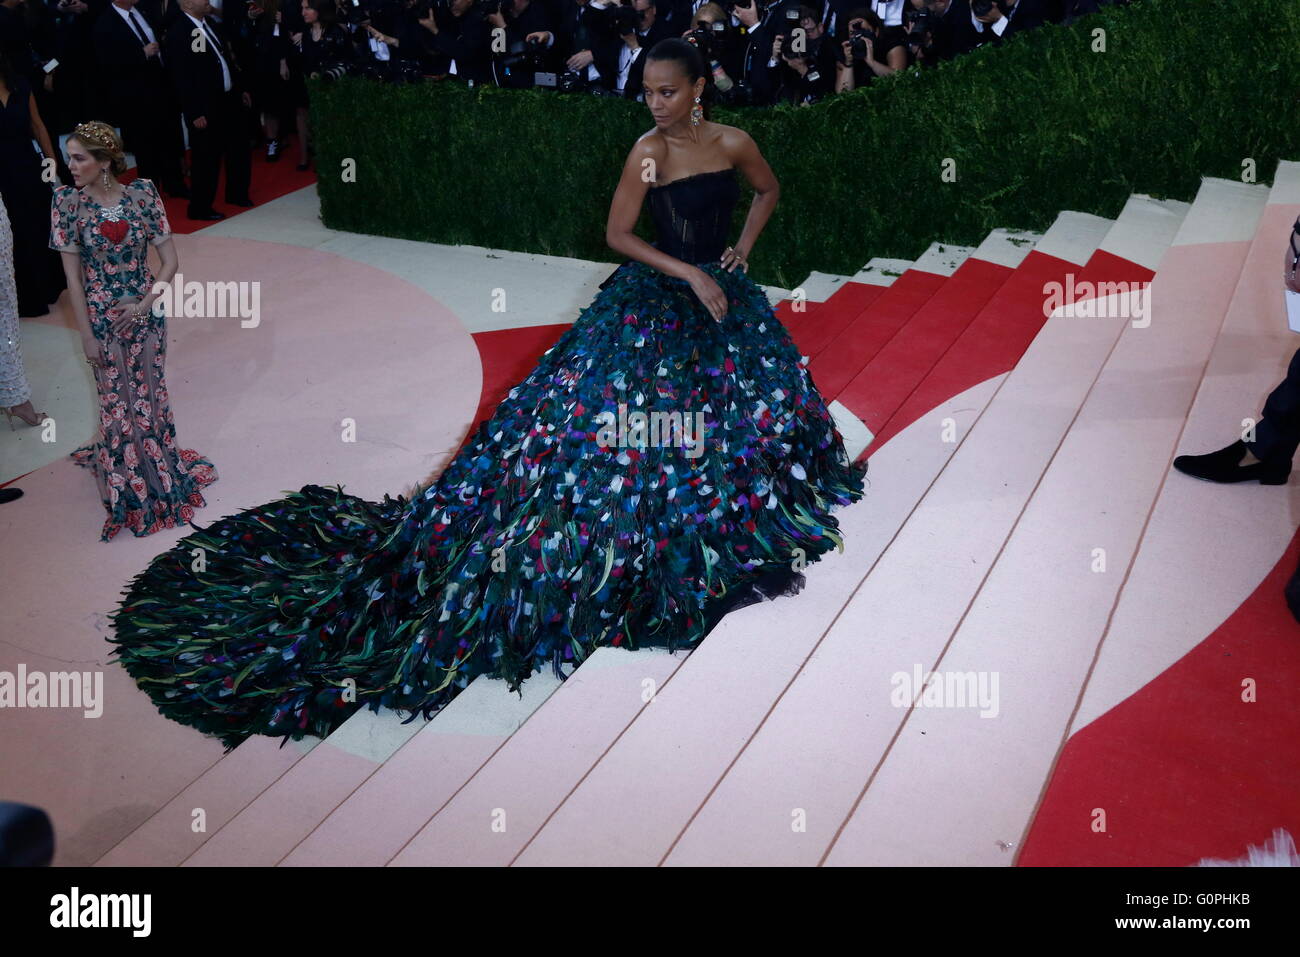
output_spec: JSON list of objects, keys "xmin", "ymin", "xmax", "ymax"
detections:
[
  {"xmin": 500, "ymin": 0, "xmax": 561, "ymax": 66},
  {"xmin": 921, "ymin": 0, "xmax": 978, "ymax": 60},
  {"xmin": 411, "ymin": 0, "xmax": 491, "ymax": 81},
  {"xmin": 727, "ymin": 0, "xmax": 779, "ymax": 106},
  {"xmin": 554, "ymin": 0, "xmax": 601, "ymax": 87},
  {"xmin": 824, "ymin": 0, "xmax": 904, "ymax": 49},
  {"xmin": 361, "ymin": 0, "xmax": 445, "ymax": 75},
  {"xmin": 970, "ymin": 0, "xmax": 1044, "ymax": 44},
  {"xmin": 680, "ymin": 2, "xmax": 742, "ymax": 104},
  {"xmin": 767, "ymin": 3, "xmax": 835, "ymax": 104},
  {"xmin": 898, "ymin": 0, "xmax": 939, "ymax": 66},
  {"xmin": 578, "ymin": 0, "xmax": 640, "ymax": 94},
  {"xmin": 621, "ymin": 0, "xmax": 671, "ymax": 98},
  {"xmin": 834, "ymin": 7, "xmax": 905, "ymax": 91}
]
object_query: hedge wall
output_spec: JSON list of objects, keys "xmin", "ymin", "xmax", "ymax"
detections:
[{"xmin": 308, "ymin": 0, "xmax": 1300, "ymax": 289}]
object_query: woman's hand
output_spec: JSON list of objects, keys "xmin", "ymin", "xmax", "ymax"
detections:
[
  {"xmin": 82, "ymin": 333, "xmax": 104, "ymax": 369},
  {"xmin": 720, "ymin": 245, "xmax": 749, "ymax": 273},
  {"xmin": 687, "ymin": 267, "xmax": 728, "ymax": 323},
  {"xmin": 107, "ymin": 297, "xmax": 148, "ymax": 337}
]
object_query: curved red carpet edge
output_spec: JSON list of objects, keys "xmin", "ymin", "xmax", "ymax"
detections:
[{"xmin": 1018, "ymin": 526, "xmax": 1300, "ymax": 866}]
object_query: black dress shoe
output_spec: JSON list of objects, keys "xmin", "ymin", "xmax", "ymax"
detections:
[
  {"xmin": 1172, "ymin": 440, "xmax": 1291, "ymax": 485},
  {"xmin": 188, "ymin": 209, "xmax": 226, "ymax": 221},
  {"xmin": 0, "ymin": 487, "xmax": 24, "ymax": 504},
  {"xmin": 226, "ymin": 197, "xmax": 254, "ymax": 208}
]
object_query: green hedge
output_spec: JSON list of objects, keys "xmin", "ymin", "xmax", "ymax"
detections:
[{"xmin": 308, "ymin": 0, "xmax": 1300, "ymax": 289}]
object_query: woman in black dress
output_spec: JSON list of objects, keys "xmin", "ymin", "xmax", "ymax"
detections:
[
  {"xmin": 0, "ymin": 54, "xmax": 66, "ymax": 317},
  {"xmin": 284, "ymin": 0, "xmax": 357, "ymax": 171}
]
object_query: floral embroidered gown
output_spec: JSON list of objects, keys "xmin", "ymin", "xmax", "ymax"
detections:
[
  {"xmin": 109, "ymin": 166, "xmax": 868, "ymax": 750},
  {"xmin": 49, "ymin": 178, "xmax": 218, "ymax": 541}
]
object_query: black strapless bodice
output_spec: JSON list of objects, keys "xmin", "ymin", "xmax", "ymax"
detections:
[
  {"xmin": 597, "ymin": 167, "xmax": 741, "ymax": 290},
  {"xmin": 646, "ymin": 167, "xmax": 740, "ymax": 265}
]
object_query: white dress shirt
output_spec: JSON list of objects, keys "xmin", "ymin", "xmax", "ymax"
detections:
[{"xmin": 184, "ymin": 11, "xmax": 233, "ymax": 91}]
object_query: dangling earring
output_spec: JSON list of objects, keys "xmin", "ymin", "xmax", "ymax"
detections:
[
  {"xmin": 101, "ymin": 167, "xmax": 110, "ymax": 188},
  {"xmin": 690, "ymin": 96, "xmax": 703, "ymax": 127}
]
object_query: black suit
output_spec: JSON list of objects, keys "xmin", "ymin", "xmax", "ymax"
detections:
[
  {"xmin": 427, "ymin": 7, "xmax": 492, "ymax": 83},
  {"xmin": 165, "ymin": 12, "xmax": 252, "ymax": 214},
  {"xmin": 92, "ymin": 4, "xmax": 186, "ymax": 194},
  {"xmin": 987, "ymin": 0, "xmax": 1045, "ymax": 41},
  {"xmin": 136, "ymin": 0, "xmax": 183, "ymax": 33},
  {"xmin": 1250, "ymin": 343, "xmax": 1300, "ymax": 466},
  {"xmin": 623, "ymin": 16, "xmax": 671, "ymax": 100},
  {"xmin": 931, "ymin": 0, "xmax": 979, "ymax": 59}
]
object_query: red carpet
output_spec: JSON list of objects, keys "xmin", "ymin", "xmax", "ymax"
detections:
[{"xmin": 120, "ymin": 139, "xmax": 318, "ymax": 231}]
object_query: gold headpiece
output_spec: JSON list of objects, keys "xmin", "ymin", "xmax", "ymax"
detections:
[{"xmin": 72, "ymin": 122, "xmax": 123, "ymax": 155}]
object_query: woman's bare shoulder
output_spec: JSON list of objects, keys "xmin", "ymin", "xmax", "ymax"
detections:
[
  {"xmin": 714, "ymin": 123, "xmax": 757, "ymax": 159},
  {"xmin": 633, "ymin": 128, "xmax": 669, "ymax": 162}
]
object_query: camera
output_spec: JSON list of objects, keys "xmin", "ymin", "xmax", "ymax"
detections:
[
  {"xmin": 494, "ymin": 33, "xmax": 553, "ymax": 88},
  {"xmin": 774, "ymin": 3, "xmax": 801, "ymax": 40},
  {"xmin": 584, "ymin": 1, "xmax": 639, "ymax": 40},
  {"xmin": 847, "ymin": 26, "xmax": 872, "ymax": 59},
  {"xmin": 341, "ymin": 0, "xmax": 372, "ymax": 27},
  {"xmin": 902, "ymin": 6, "xmax": 934, "ymax": 46},
  {"xmin": 685, "ymin": 20, "xmax": 728, "ymax": 60},
  {"xmin": 558, "ymin": 67, "xmax": 591, "ymax": 92}
]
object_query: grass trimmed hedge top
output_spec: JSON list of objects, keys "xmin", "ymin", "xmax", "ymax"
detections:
[{"xmin": 309, "ymin": 0, "xmax": 1300, "ymax": 288}]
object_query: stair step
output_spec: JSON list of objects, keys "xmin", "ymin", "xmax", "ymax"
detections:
[
  {"xmin": 912, "ymin": 242, "xmax": 978, "ymax": 277},
  {"xmin": 851, "ymin": 258, "xmax": 914, "ymax": 286},
  {"xmin": 662, "ymin": 212, "xmax": 1160, "ymax": 866},
  {"xmin": 809, "ymin": 269, "xmax": 948, "ymax": 400},
  {"xmin": 510, "ymin": 369, "xmax": 1006, "ymax": 866},
  {"xmin": 971, "ymin": 228, "xmax": 1041, "ymax": 270},
  {"xmin": 821, "ymin": 177, "xmax": 1267, "ymax": 867},
  {"xmin": 385, "ymin": 648, "xmax": 680, "ymax": 866},
  {"xmin": 878, "ymin": 223, "xmax": 1092, "ymax": 454},
  {"xmin": 836, "ymin": 257, "xmax": 1012, "ymax": 451},
  {"xmin": 790, "ymin": 281, "xmax": 889, "ymax": 358},
  {"xmin": 1020, "ymin": 169, "xmax": 1295, "ymax": 865},
  {"xmin": 95, "ymin": 735, "xmax": 319, "ymax": 866},
  {"xmin": 180, "ymin": 706, "xmax": 424, "ymax": 865},
  {"xmin": 277, "ymin": 672, "xmax": 563, "ymax": 866}
]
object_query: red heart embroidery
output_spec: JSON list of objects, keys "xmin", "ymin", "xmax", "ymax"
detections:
[{"xmin": 98, "ymin": 219, "xmax": 129, "ymax": 243}]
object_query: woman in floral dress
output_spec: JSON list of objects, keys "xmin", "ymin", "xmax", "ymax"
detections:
[{"xmin": 49, "ymin": 121, "xmax": 217, "ymax": 541}]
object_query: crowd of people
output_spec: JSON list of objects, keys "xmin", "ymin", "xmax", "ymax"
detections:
[{"xmin": 0, "ymin": 0, "xmax": 1130, "ymax": 328}]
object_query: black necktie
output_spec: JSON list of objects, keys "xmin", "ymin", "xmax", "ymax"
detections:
[
  {"xmin": 201, "ymin": 18, "xmax": 237, "ymax": 73},
  {"xmin": 129, "ymin": 10, "xmax": 163, "ymax": 66},
  {"xmin": 125, "ymin": 10, "xmax": 148, "ymax": 42}
]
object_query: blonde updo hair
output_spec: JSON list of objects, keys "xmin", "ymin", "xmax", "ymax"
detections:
[{"xmin": 69, "ymin": 121, "xmax": 129, "ymax": 177}]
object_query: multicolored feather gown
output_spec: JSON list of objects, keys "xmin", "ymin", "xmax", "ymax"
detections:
[{"xmin": 108, "ymin": 167, "xmax": 869, "ymax": 750}]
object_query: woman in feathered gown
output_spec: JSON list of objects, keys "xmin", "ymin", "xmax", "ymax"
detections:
[{"xmin": 109, "ymin": 39, "xmax": 869, "ymax": 751}]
